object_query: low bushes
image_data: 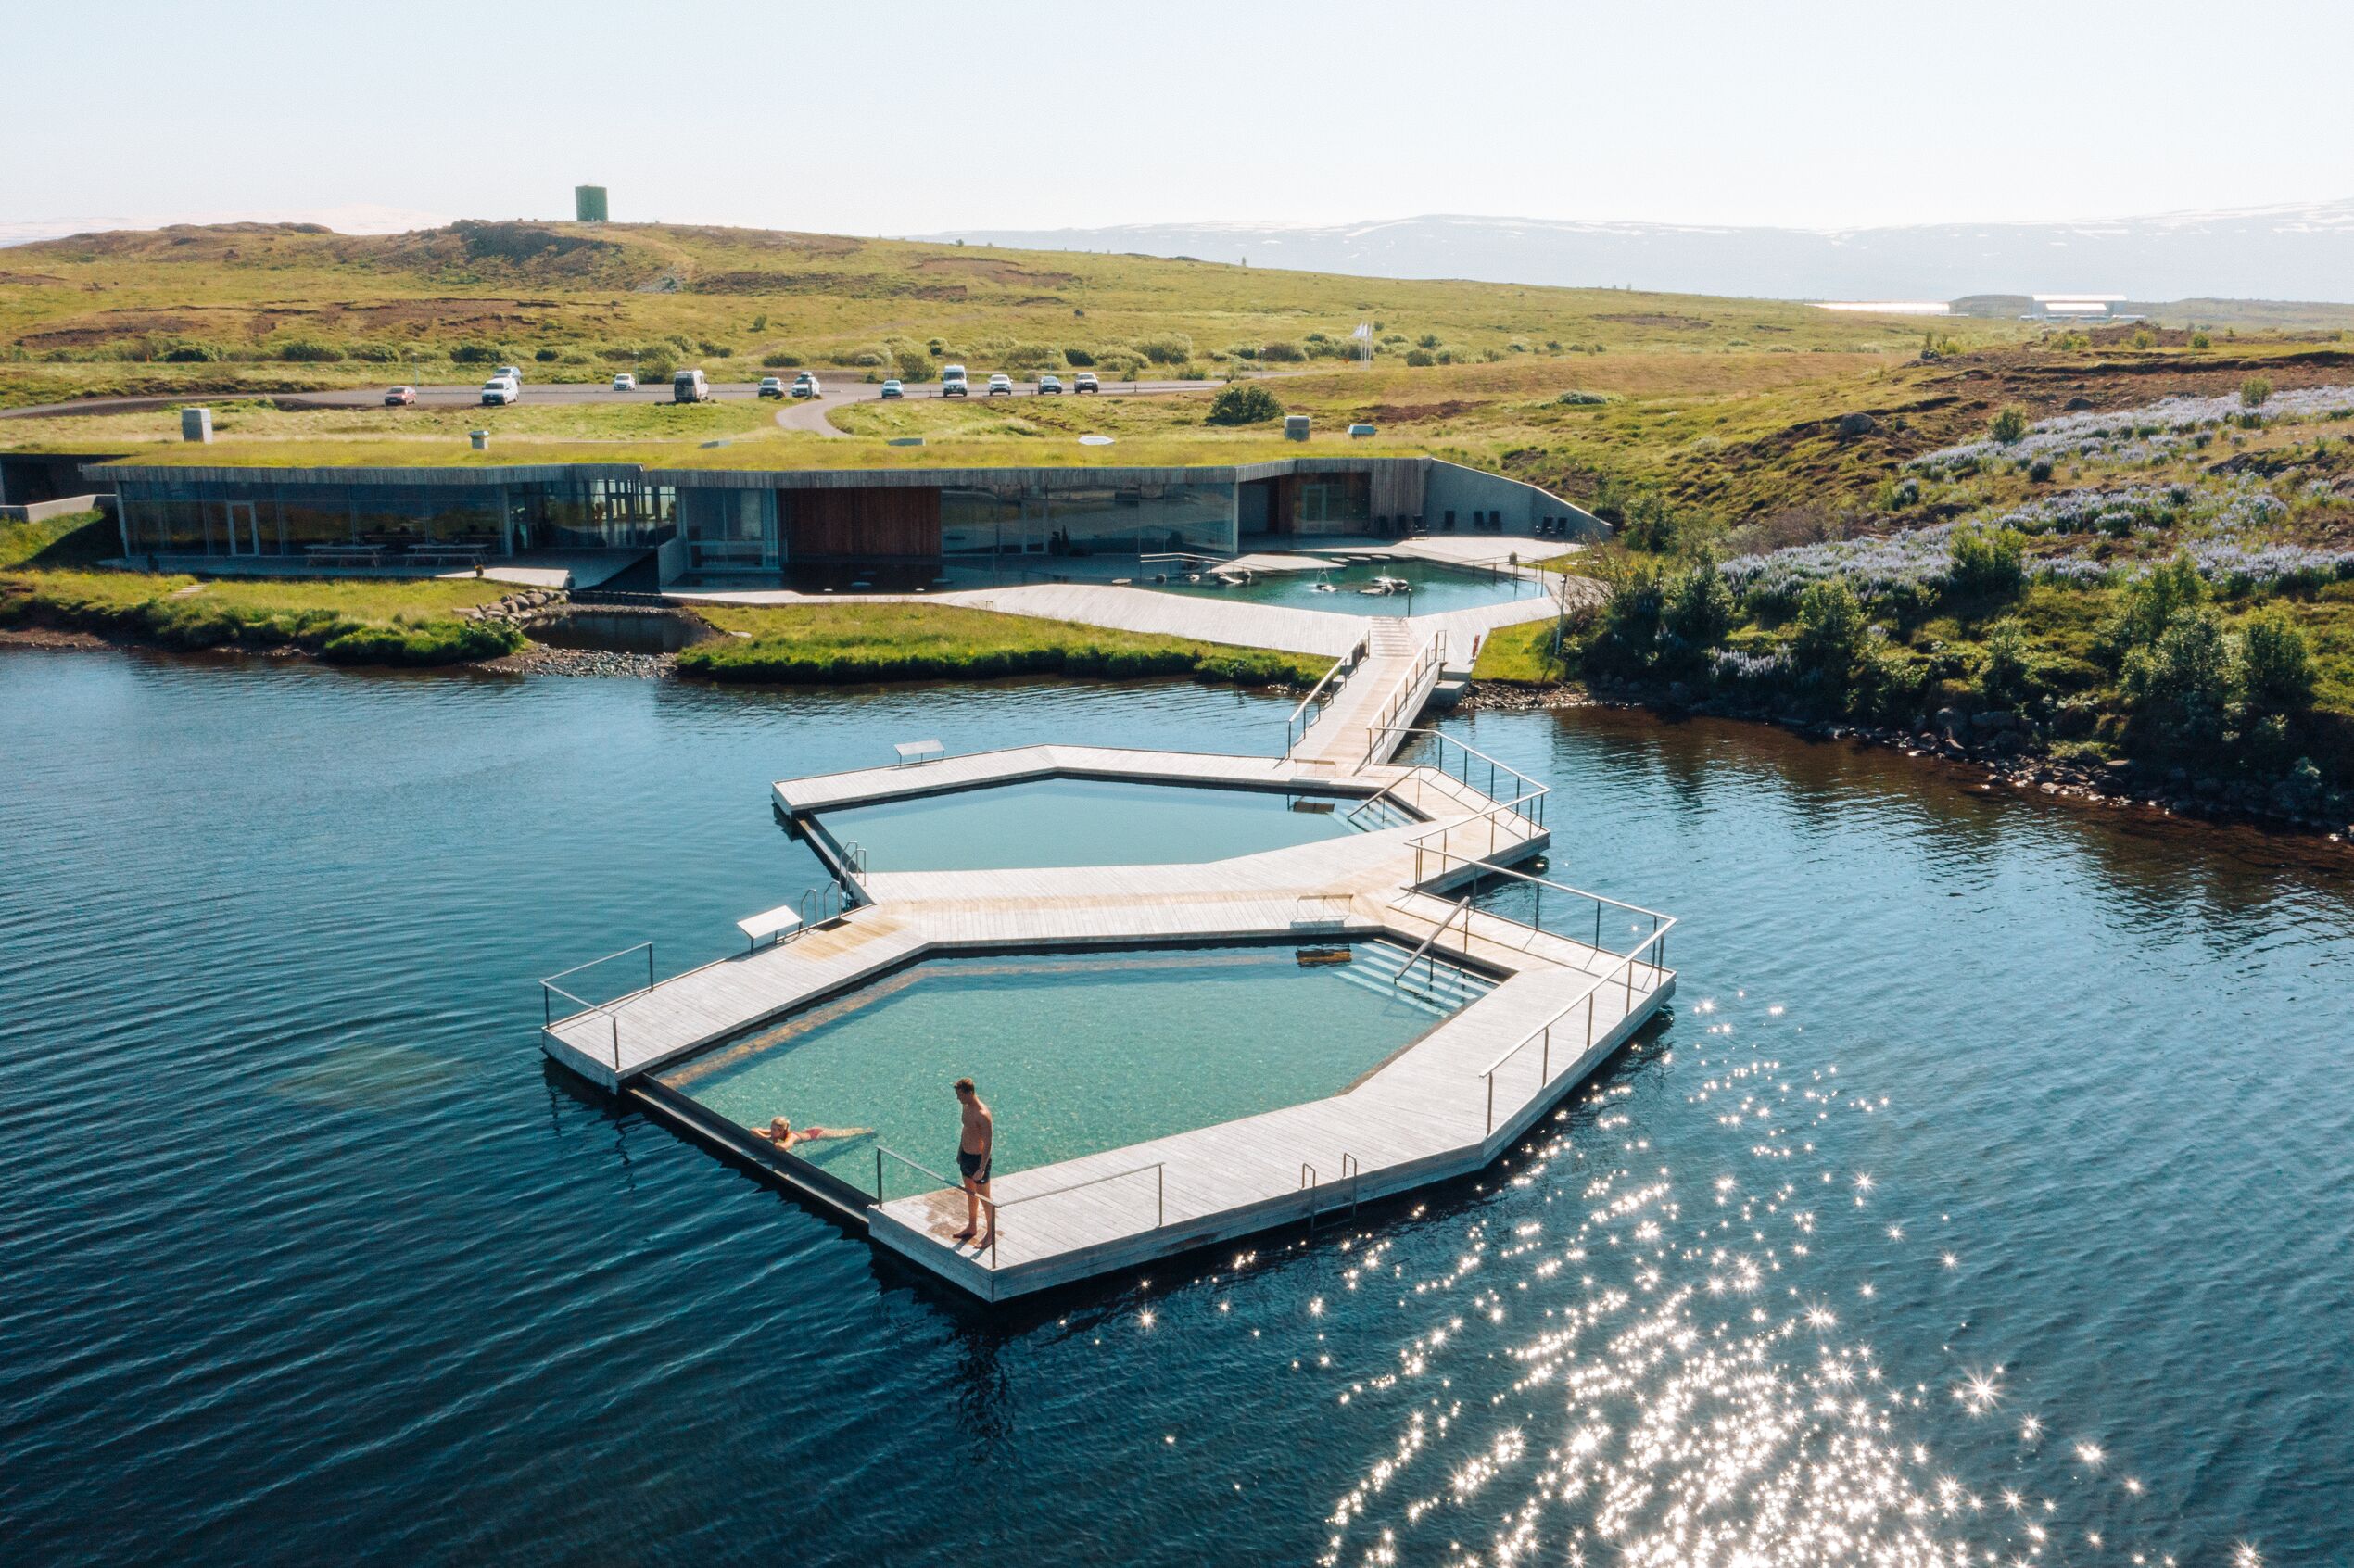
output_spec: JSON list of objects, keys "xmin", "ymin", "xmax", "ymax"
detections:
[{"xmin": 1204, "ymin": 383, "xmax": 1284, "ymax": 425}]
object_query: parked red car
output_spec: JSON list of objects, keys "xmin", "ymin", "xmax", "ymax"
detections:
[{"xmin": 384, "ymin": 386, "xmax": 417, "ymax": 407}]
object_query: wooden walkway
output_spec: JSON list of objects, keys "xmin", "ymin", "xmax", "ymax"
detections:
[{"xmin": 540, "ymin": 739, "xmax": 1669, "ymax": 1303}]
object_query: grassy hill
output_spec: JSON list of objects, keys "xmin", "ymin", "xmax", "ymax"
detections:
[{"xmin": 0, "ymin": 220, "xmax": 1995, "ymax": 409}]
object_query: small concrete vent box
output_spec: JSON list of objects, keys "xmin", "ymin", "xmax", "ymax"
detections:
[
  {"xmin": 1283, "ymin": 414, "xmax": 1310, "ymax": 441},
  {"xmin": 181, "ymin": 407, "xmax": 212, "ymax": 443}
]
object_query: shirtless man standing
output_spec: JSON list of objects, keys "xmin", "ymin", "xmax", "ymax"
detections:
[{"xmin": 953, "ymin": 1077, "xmax": 994, "ymax": 1248}]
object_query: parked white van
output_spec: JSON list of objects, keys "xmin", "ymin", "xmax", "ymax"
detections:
[
  {"xmin": 941, "ymin": 363, "xmax": 969, "ymax": 398},
  {"xmin": 480, "ymin": 375, "xmax": 520, "ymax": 406},
  {"xmin": 673, "ymin": 368, "xmax": 711, "ymax": 403}
]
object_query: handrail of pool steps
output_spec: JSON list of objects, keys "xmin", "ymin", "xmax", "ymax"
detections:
[
  {"xmin": 1283, "ymin": 638, "xmax": 1369, "ymax": 757},
  {"xmin": 1395, "ymin": 891, "xmax": 1475, "ymax": 996},
  {"xmin": 1356, "ymin": 633, "xmax": 1447, "ymax": 770},
  {"xmin": 874, "ymin": 1145, "xmax": 1167, "ymax": 1276},
  {"xmin": 1472, "ymin": 921, "xmax": 1676, "ymax": 1135}
]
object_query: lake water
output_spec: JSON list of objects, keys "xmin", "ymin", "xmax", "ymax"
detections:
[{"xmin": 3, "ymin": 651, "xmax": 2349, "ymax": 1566}]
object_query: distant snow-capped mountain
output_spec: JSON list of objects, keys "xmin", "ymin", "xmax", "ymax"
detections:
[{"xmin": 922, "ymin": 202, "xmax": 2354, "ymax": 304}]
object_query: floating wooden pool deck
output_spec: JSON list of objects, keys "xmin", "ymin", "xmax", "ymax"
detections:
[{"xmin": 539, "ymin": 635, "xmax": 1676, "ymax": 1301}]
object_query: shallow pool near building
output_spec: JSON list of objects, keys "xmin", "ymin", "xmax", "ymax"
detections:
[
  {"xmin": 1144, "ymin": 557, "xmax": 1545, "ymax": 616},
  {"xmin": 810, "ymin": 776, "xmax": 1370, "ymax": 872},
  {"xmin": 657, "ymin": 941, "xmax": 1484, "ymax": 1186}
]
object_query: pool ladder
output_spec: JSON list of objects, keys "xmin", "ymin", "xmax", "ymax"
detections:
[{"xmin": 1299, "ymin": 1153, "xmax": 1362, "ymax": 1231}]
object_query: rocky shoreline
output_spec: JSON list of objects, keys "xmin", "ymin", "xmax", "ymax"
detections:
[{"xmin": 1462, "ymin": 679, "xmax": 2352, "ymax": 841}]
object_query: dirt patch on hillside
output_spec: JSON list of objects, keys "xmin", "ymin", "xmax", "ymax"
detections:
[
  {"xmin": 1595, "ymin": 312, "xmax": 1713, "ymax": 331},
  {"xmin": 911, "ymin": 257, "xmax": 1079, "ymax": 289},
  {"xmin": 1360, "ymin": 400, "xmax": 1482, "ymax": 424}
]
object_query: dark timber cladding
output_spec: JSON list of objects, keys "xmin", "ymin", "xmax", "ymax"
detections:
[{"xmin": 784, "ymin": 486, "xmax": 942, "ymax": 559}]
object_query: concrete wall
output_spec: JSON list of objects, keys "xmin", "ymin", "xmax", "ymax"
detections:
[
  {"xmin": 1422, "ymin": 460, "xmax": 1608, "ymax": 541},
  {"xmin": 0, "ymin": 492, "xmax": 107, "ymax": 525}
]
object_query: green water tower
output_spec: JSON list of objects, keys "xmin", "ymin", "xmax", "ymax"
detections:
[{"xmin": 575, "ymin": 185, "xmax": 609, "ymax": 222}]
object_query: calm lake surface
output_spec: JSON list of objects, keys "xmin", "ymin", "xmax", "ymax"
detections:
[{"xmin": 3, "ymin": 651, "xmax": 2348, "ymax": 1566}]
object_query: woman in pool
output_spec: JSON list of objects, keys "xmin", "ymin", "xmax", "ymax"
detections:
[{"xmin": 753, "ymin": 1116, "xmax": 870, "ymax": 1153}]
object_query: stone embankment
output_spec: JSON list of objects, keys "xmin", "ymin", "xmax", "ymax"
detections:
[
  {"xmin": 1462, "ymin": 681, "xmax": 2353, "ymax": 841},
  {"xmin": 455, "ymin": 589, "xmax": 565, "ymax": 633}
]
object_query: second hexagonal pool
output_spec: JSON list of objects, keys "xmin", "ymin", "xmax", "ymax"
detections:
[{"xmin": 655, "ymin": 940, "xmax": 1491, "ymax": 1186}]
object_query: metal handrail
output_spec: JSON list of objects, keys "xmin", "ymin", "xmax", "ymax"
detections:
[
  {"xmin": 539, "ymin": 942, "xmax": 656, "ymax": 1073},
  {"xmin": 1405, "ymin": 795, "xmax": 1551, "ymax": 882},
  {"xmin": 1407, "ymin": 851, "xmax": 1674, "ymax": 938},
  {"xmin": 1284, "ymin": 639, "xmax": 1367, "ymax": 756},
  {"xmin": 1471, "ymin": 922, "xmax": 1677, "ymax": 1136},
  {"xmin": 1357, "ymin": 633, "xmax": 1447, "ymax": 770},
  {"xmin": 1372, "ymin": 727, "xmax": 1550, "ymax": 828},
  {"xmin": 1343, "ymin": 773, "xmax": 1418, "ymax": 828},
  {"xmin": 872, "ymin": 1147, "xmax": 1166, "ymax": 1276},
  {"xmin": 540, "ymin": 941, "xmax": 654, "ymax": 994},
  {"xmin": 1395, "ymin": 891, "xmax": 1474, "ymax": 993}
]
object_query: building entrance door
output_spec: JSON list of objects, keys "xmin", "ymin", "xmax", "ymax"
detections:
[{"xmin": 224, "ymin": 501, "xmax": 261, "ymax": 555}]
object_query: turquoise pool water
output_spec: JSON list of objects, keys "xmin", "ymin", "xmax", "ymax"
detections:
[
  {"xmin": 1145, "ymin": 556, "xmax": 1544, "ymax": 616},
  {"xmin": 661, "ymin": 942, "xmax": 1461, "ymax": 1186},
  {"xmin": 813, "ymin": 776, "xmax": 1359, "ymax": 871}
]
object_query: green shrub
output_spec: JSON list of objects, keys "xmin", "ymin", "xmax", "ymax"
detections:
[
  {"xmin": 1989, "ymin": 405, "xmax": 2031, "ymax": 444},
  {"xmin": 1946, "ymin": 524, "xmax": 2025, "ymax": 599},
  {"xmin": 2028, "ymin": 456, "xmax": 2055, "ymax": 483},
  {"xmin": 1136, "ymin": 336, "xmax": 1193, "ymax": 365},
  {"xmin": 1416, "ymin": 333, "xmax": 1440, "ymax": 348},
  {"xmin": 1555, "ymin": 389, "xmax": 1610, "ymax": 406},
  {"xmin": 348, "ymin": 342, "xmax": 400, "ymax": 363},
  {"xmin": 535, "ymin": 347, "xmax": 562, "ymax": 362},
  {"xmin": 1063, "ymin": 347, "xmax": 1095, "ymax": 367},
  {"xmin": 2121, "ymin": 607, "xmax": 2240, "ymax": 751},
  {"xmin": 273, "ymin": 339, "xmax": 345, "ymax": 362},
  {"xmin": 2188, "ymin": 328, "xmax": 2211, "ymax": 348},
  {"xmin": 2095, "ymin": 554, "xmax": 2204, "ymax": 664},
  {"xmin": 1404, "ymin": 348, "xmax": 1436, "ymax": 368},
  {"xmin": 1664, "ymin": 562, "xmax": 1735, "ymax": 651},
  {"xmin": 1792, "ymin": 578, "xmax": 1866, "ymax": 680},
  {"xmin": 2241, "ymin": 608, "xmax": 2316, "ymax": 715},
  {"xmin": 893, "ymin": 348, "xmax": 932, "ymax": 381},
  {"xmin": 160, "ymin": 340, "xmax": 224, "ymax": 362},
  {"xmin": 1003, "ymin": 342, "xmax": 1063, "ymax": 371},
  {"xmin": 1260, "ymin": 341, "xmax": 1305, "ymax": 363},
  {"xmin": 451, "ymin": 343, "xmax": 506, "ymax": 364},
  {"xmin": 2239, "ymin": 376, "xmax": 2272, "ymax": 409},
  {"xmin": 1976, "ymin": 619, "xmax": 2036, "ymax": 707},
  {"xmin": 638, "ymin": 350, "xmax": 677, "ymax": 383},
  {"xmin": 1204, "ymin": 384, "xmax": 1284, "ymax": 425},
  {"xmin": 761, "ymin": 348, "xmax": 803, "ymax": 368}
]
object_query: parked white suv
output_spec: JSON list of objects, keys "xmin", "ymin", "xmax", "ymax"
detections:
[
  {"xmin": 611, "ymin": 372, "xmax": 637, "ymax": 392},
  {"xmin": 986, "ymin": 373, "xmax": 1014, "ymax": 397},
  {"xmin": 791, "ymin": 372, "xmax": 822, "ymax": 398},
  {"xmin": 480, "ymin": 375, "xmax": 520, "ymax": 406}
]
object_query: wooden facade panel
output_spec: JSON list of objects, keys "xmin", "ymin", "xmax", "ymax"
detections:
[
  {"xmin": 786, "ymin": 486, "xmax": 943, "ymax": 559},
  {"xmin": 1369, "ymin": 461, "xmax": 1424, "ymax": 525}
]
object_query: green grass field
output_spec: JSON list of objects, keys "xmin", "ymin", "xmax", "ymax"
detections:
[{"xmin": 682, "ymin": 602, "xmax": 1324, "ymax": 686}]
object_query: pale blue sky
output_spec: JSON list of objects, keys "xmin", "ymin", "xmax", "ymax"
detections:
[{"xmin": 6, "ymin": 0, "xmax": 2348, "ymax": 235}]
